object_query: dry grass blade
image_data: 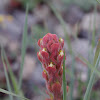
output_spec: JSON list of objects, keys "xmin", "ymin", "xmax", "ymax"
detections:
[
  {"xmin": 1, "ymin": 47, "xmax": 13, "ymax": 100},
  {"xmin": 0, "ymin": 88, "xmax": 29, "ymax": 100}
]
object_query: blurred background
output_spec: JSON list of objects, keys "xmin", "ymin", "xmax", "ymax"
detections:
[{"xmin": 0, "ymin": 0, "xmax": 100, "ymax": 100}]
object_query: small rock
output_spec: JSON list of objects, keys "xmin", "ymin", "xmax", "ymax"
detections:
[
  {"xmin": 64, "ymin": 4, "xmax": 84, "ymax": 25},
  {"xmin": 76, "ymin": 62, "xmax": 88, "ymax": 81},
  {"xmin": 0, "ymin": 14, "xmax": 22, "ymax": 51},
  {"xmin": 45, "ymin": 14, "xmax": 59, "ymax": 33},
  {"xmin": 13, "ymin": 10, "xmax": 39, "ymax": 27},
  {"xmin": 55, "ymin": 23, "xmax": 79, "ymax": 38},
  {"xmin": 8, "ymin": 40, "xmax": 19, "ymax": 53},
  {"xmin": 71, "ymin": 39, "xmax": 91, "ymax": 82},
  {"xmin": 80, "ymin": 70, "xmax": 87, "ymax": 82},
  {"xmin": 80, "ymin": 13, "xmax": 100, "ymax": 32},
  {"xmin": 71, "ymin": 39, "xmax": 90, "ymax": 59},
  {"xmin": 78, "ymin": 29, "xmax": 89, "ymax": 39},
  {"xmin": 34, "ymin": 4, "xmax": 50, "ymax": 20},
  {"xmin": 0, "ymin": 14, "xmax": 22, "ymax": 38},
  {"xmin": 18, "ymin": 54, "xmax": 36, "ymax": 80}
]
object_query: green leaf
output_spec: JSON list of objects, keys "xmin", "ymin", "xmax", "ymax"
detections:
[
  {"xmin": 2, "ymin": 49, "xmax": 19, "ymax": 94},
  {"xmin": 63, "ymin": 51, "xmax": 67, "ymax": 100},
  {"xmin": 83, "ymin": 54, "xmax": 100, "ymax": 100},
  {"xmin": 0, "ymin": 3, "xmax": 29, "ymax": 100},
  {"xmin": 96, "ymin": 0, "xmax": 100, "ymax": 4},
  {"xmin": 78, "ymin": 54, "xmax": 100, "ymax": 77},
  {"xmin": 0, "ymin": 88, "xmax": 29, "ymax": 100},
  {"xmin": 19, "ymin": 3, "xmax": 29, "ymax": 89},
  {"xmin": 93, "ymin": 40, "xmax": 100, "ymax": 65},
  {"xmin": 1, "ymin": 48, "xmax": 13, "ymax": 100},
  {"xmin": 2, "ymin": 49, "xmax": 25, "ymax": 100},
  {"xmin": 83, "ymin": 40, "xmax": 100, "ymax": 100}
]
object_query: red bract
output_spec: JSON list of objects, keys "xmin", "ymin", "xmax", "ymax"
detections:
[
  {"xmin": 52, "ymin": 82, "xmax": 62, "ymax": 99},
  {"xmin": 42, "ymin": 70, "xmax": 48, "ymax": 81},
  {"xmin": 46, "ymin": 63, "xmax": 56, "ymax": 76},
  {"xmin": 37, "ymin": 33, "xmax": 66, "ymax": 100}
]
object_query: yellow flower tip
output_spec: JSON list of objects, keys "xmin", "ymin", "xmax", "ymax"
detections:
[
  {"xmin": 62, "ymin": 65, "xmax": 63, "ymax": 69},
  {"xmin": 42, "ymin": 48, "xmax": 46, "ymax": 52},
  {"xmin": 56, "ymin": 81, "xmax": 59, "ymax": 84},
  {"xmin": 43, "ymin": 70, "xmax": 47, "ymax": 74},
  {"xmin": 38, "ymin": 51, "xmax": 41, "ymax": 56},
  {"xmin": 49, "ymin": 62, "xmax": 54, "ymax": 67},
  {"xmin": 40, "ymin": 38, "xmax": 43, "ymax": 45},
  {"xmin": 50, "ymin": 93, "xmax": 53, "ymax": 99},
  {"xmin": 59, "ymin": 50, "xmax": 64, "ymax": 56},
  {"xmin": 59, "ymin": 38, "xmax": 63, "ymax": 42}
]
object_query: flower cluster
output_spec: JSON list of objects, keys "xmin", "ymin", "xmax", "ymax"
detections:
[{"xmin": 37, "ymin": 33, "xmax": 65, "ymax": 100}]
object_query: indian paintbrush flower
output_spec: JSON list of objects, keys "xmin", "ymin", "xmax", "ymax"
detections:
[{"xmin": 37, "ymin": 33, "xmax": 66, "ymax": 100}]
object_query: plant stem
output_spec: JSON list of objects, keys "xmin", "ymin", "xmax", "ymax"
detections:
[
  {"xmin": 19, "ymin": 3, "xmax": 29, "ymax": 88},
  {"xmin": 63, "ymin": 51, "xmax": 67, "ymax": 100}
]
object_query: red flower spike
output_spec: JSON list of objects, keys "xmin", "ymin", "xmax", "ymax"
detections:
[
  {"xmin": 42, "ymin": 70, "xmax": 48, "ymax": 81},
  {"xmin": 52, "ymin": 82, "xmax": 61, "ymax": 93},
  {"xmin": 59, "ymin": 66, "xmax": 63, "ymax": 76},
  {"xmin": 52, "ymin": 82, "xmax": 62, "ymax": 99},
  {"xmin": 59, "ymin": 38, "xmax": 64, "ymax": 48},
  {"xmin": 43, "ymin": 33, "xmax": 53, "ymax": 47},
  {"xmin": 41, "ymin": 48, "xmax": 49, "ymax": 64},
  {"xmin": 46, "ymin": 84, "xmax": 53, "ymax": 92},
  {"xmin": 38, "ymin": 38, "xmax": 43, "ymax": 47},
  {"xmin": 51, "ymin": 34, "xmax": 59, "ymax": 42},
  {"xmin": 48, "ymin": 77, "xmax": 56, "ymax": 85},
  {"xmin": 51, "ymin": 43, "xmax": 60, "ymax": 53},
  {"xmin": 37, "ymin": 33, "xmax": 67, "ymax": 100},
  {"xmin": 46, "ymin": 62, "xmax": 56, "ymax": 75},
  {"xmin": 57, "ymin": 50, "xmax": 64, "ymax": 63},
  {"xmin": 37, "ymin": 52, "xmax": 42, "ymax": 62},
  {"xmin": 55, "ymin": 72, "xmax": 62, "ymax": 84},
  {"xmin": 50, "ymin": 52, "xmax": 57, "ymax": 64},
  {"xmin": 47, "ymin": 40, "xmax": 54, "ymax": 52}
]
